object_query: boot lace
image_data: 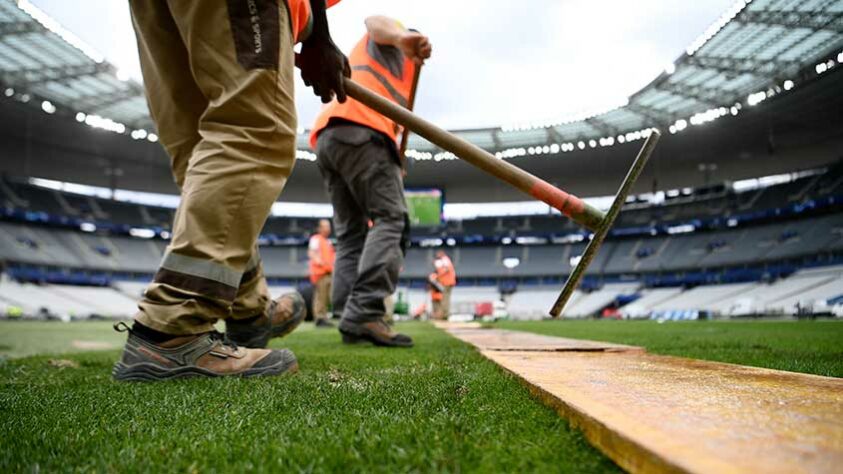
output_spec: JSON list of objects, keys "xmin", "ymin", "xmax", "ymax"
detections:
[{"xmin": 209, "ymin": 330, "xmax": 239, "ymax": 351}]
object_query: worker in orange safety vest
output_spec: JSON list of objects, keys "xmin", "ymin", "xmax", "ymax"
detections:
[
  {"xmin": 310, "ymin": 15, "xmax": 431, "ymax": 347},
  {"xmin": 428, "ymin": 272, "xmax": 445, "ymax": 320},
  {"xmin": 433, "ymin": 250, "xmax": 456, "ymax": 320},
  {"xmin": 309, "ymin": 219, "xmax": 336, "ymax": 327}
]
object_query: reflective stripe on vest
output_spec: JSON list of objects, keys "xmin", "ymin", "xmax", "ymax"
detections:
[
  {"xmin": 310, "ymin": 32, "xmax": 416, "ymax": 148},
  {"xmin": 350, "ymin": 65, "xmax": 409, "ymax": 107}
]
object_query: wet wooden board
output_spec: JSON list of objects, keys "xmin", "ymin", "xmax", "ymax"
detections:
[
  {"xmin": 441, "ymin": 325, "xmax": 843, "ymax": 473},
  {"xmin": 439, "ymin": 325, "xmax": 643, "ymax": 353},
  {"xmin": 431, "ymin": 321, "xmax": 482, "ymax": 330},
  {"xmin": 484, "ymin": 350, "xmax": 843, "ymax": 473}
]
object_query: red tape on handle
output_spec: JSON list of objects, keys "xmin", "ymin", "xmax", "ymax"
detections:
[{"xmin": 529, "ymin": 180, "xmax": 585, "ymax": 217}]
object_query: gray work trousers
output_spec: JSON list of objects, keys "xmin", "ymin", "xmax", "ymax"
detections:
[{"xmin": 315, "ymin": 124, "xmax": 410, "ymax": 323}]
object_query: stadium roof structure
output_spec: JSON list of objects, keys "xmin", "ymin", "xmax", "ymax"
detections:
[
  {"xmin": 396, "ymin": 0, "xmax": 843, "ymax": 161},
  {"xmin": 0, "ymin": 0, "xmax": 841, "ymax": 155},
  {"xmin": 1, "ymin": 0, "xmax": 843, "ymax": 206},
  {"xmin": 0, "ymin": 0, "xmax": 152, "ymax": 132}
]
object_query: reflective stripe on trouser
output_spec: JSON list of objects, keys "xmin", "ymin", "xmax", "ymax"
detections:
[
  {"xmin": 312, "ymin": 274, "xmax": 332, "ymax": 321},
  {"xmin": 231, "ymin": 252, "xmax": 270, "ymax": 321},
  {"xmin": 315, "ymin": 125, "xmax": 410, "ymax": 323},
  {"xmin": 130, "ymin": 0, "xmax": 295, "ymax": 334}
]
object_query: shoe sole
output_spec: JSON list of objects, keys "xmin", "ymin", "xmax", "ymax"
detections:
[
  {"xmin": 341, "ymin": 333, "xmax": 366, "ymax": 344},
  {"xmin": 270, "ymin": 294, "xmax": 307, "ymax": 339},
  {"xmin": 228, "ymin": 294, "xmax": 307, "ymax": 348},
  {"xmin": 339, "ymin": 327, "xmax": 414, "ymax": 348},
  {"xmin": 112, "ymin": 358, "xmax": 299, "ymax": 382}
]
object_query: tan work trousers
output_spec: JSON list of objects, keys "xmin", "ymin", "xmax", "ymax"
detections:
[
  {"xmin": 440, "ymin": 286, "xmax": 453, "ymax": 319},
  {"xmin": 130, "ymin": 0, "xmax": 297, "ymax": 334},
  {"xmin": 431, "ymin": 298, "xmax": 443, "ymax": 320},
  {"xmin": 312, "ymin": 274, "xmax": 332, "ymax": 321}
]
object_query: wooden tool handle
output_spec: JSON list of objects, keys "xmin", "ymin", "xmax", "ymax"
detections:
[
  {"xmin": 398, "ymin": 63, "xmax": 422, "ymax": 164},
  {"xmin": 344, "ymin": 78, "xmax": 606, "ymax": 231}
]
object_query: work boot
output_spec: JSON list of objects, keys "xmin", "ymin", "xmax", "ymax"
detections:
[
  {"xmin": 112, "ymin": 323, "xmax": 298, "ymax": 382},
  {"xmin": 315, "ymin": 318, "xmax": 335, "ymax": 328},
  {"xmin": 339, "ymin": 319, "xmax": 413, "ymax": 347},
  {"xmin": 226, "ymin": 292, "xmax": 306, "ymax": 348}
]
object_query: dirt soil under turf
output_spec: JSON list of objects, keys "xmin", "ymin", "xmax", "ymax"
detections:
[
  {"xmin": 496, "ymin": 319, "xmax": 843, "ymax": 378},
  {"xmin": 0, "ymin": 321, "xmax": 619, "ymax": 473}
]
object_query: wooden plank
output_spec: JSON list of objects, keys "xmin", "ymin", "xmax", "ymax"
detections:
[
  {"xmin": 442, "ymin": 327, "xmax": 643, "ymax": 353},
  {"xmin": 431, "ymin": 321, "xmax": 482, "ymax": 330},
  {"xmin": 481, "ymin": 350, "xmax": 843, "ymax": 474}
]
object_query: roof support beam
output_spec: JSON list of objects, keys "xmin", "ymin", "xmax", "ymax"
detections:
[
  {"xmin": 491, "ymin": 129, "xmax": 502, "ymax": 149},
  {"xmin": 626, "ymin": 104, "xmax": 672, "ymax": 128},
  {"xmin": 1, "ymin": 63, "xmax": 111, "ymax": 87},
  {"xmin": 657, "ymin": 82, "xmax": 724, "ymax": 107},
  {"xmin": 0, "ymin": 21, "xmax": 41, "ymax": 37},
  {"xmin": 738, "ymin": 10, "xmax": 843, "ymax": 33},
  {"xmin": 545, "ymin": 126, "xmax": 564, "ymax": 144},
  {"xmin": 684, "ymin": 55, "xmax": 801, "ymax": 77},
  {"xmin": 80, "ymin": 88, "xmax": 137, "ymax": 112},
  {"xmin": 129, "ymin": 118, "xmax": 156, "ymax": 131},
  {"xmin": 585, "ymin": 117, "xmax": 618, "ymax": 137}
]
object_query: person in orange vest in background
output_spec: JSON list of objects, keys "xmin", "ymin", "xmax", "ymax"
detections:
[
  {"xmin": 433, "ymin": 250, "xmax": 456, "ymax": 320},
  {"xmin": 310, "ymin": 15, "xmax": 431, "ymax": 348},
  {"xmin": 428, "ymin": 271, "xmax": 445, "ymax": 320},
  {"xmin": 308, "ymin": 219, "xmax": 336, "ymax": 328}
]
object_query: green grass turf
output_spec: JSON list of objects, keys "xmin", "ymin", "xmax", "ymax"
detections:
[
  {"xmin": 0, "ymin": 320, "xmax": 125, "ymax": 358},
  {"xmin": 0, "ymin": 321, "xmax": 619, "ymax": 473},
  {"xmin": 495, "ymin": 319, "xmax": 843, "ymax": 377}
]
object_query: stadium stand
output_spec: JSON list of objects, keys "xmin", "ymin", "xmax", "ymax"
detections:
[
  {"xmin": 1, "ymin": 163, "xmax": 841, "ymax": 320},
  {"xmin": 4, "ymin": 166, "xmax": 840, "ymax": 275},
  {"xmin": 0, "ymin": 277, "xmax": 98, "ymax": 320},
  {"xmin": 619, "ymin": 288, "xmax": 684, "ymax": 319},
  {"xmin": 563, "ymin": 282, "xmax": 640, "ymax": 318},
  {"xmin": 507, "ymin": 288, "xmax": 580, "ymax": 320},
  {"xmin": 114, "ymin": 281, "xmax": 150, "ymax": 300},
  {"xmin": 648, "ymin": 282, "xmax": 758, "ymax": 314},
  {"xmin": 607, "ymin": 265, "xmax": 843, "ymax": 319},
  {"xmin": 50, "ymin": 284, "xmax": 137, "ymax": 318},
  {"xmin": 767, "ymin": 266, "xmax": 843, "ymax": 315}
]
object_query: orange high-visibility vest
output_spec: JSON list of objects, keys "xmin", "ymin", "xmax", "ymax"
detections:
[
  {"xmin": 289, "ymin": 0, "xmax": 342, "ymax": 44},
  {"xmin": 310, "ymin": 31, "xmax": 416, "ymax": 148},
  {"xmin": 309, "ymin": 234, "xmax": 335, "ymax": 283},
  {"xmin": 434, "ymin": 255, "xmax": 456, "ymax": 287}
]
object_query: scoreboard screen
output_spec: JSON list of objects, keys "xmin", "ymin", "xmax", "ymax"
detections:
[{"xmin": 405, "ymin": 188, "xmax": 443, "ymax": 226}]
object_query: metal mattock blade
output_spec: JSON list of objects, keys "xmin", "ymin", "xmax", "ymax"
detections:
[{"xmin": 549, "ymin": 130, "xmax": 661, "ymax": 317}]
